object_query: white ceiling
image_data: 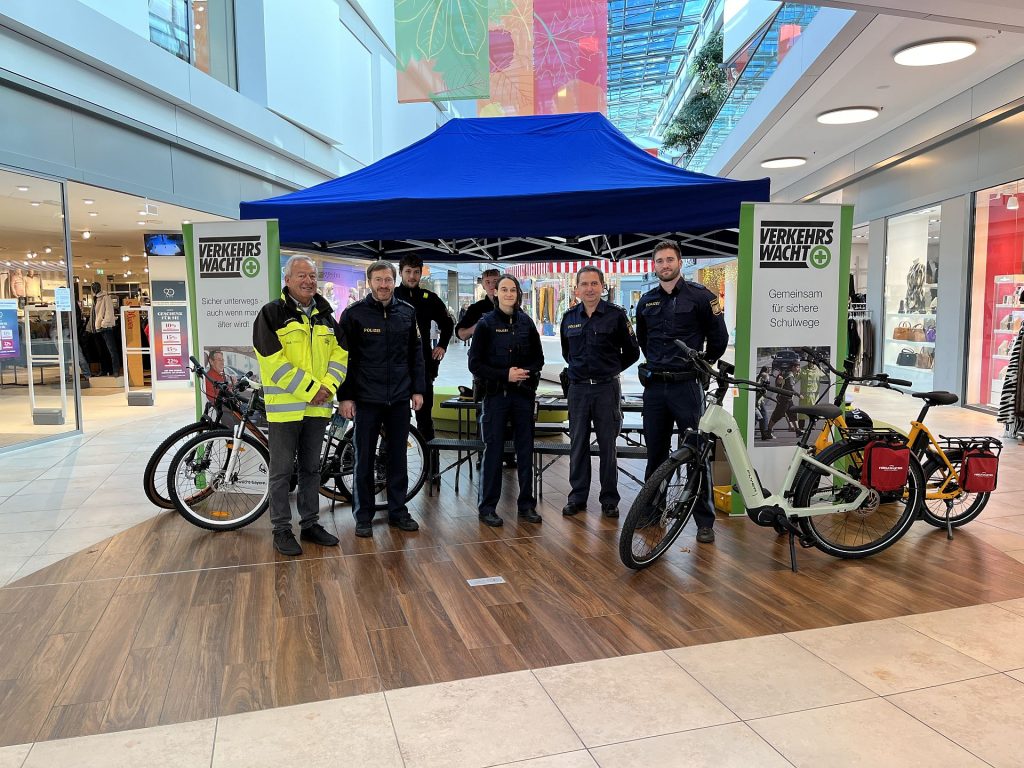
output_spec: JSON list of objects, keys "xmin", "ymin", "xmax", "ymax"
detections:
[
  {"xmin": 722, "ymin": 11, "xmax": 1024, "ymax": 198},
  {"xmin": 0, "ymin": 172, "xmax": 228, "ymax": 278},
  {"xmin": 812, "ymin": 0, "xmax": 1024, "ymax": 34}
]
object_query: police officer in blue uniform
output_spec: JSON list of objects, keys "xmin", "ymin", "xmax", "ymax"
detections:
[
  {"xmin": 468, "ymin": 274, "xmax": 544, "ymax": 527},
  {"xmin": 337, "ymin": 260, "xmax": 426, "ymax": 539},
  {"xmin": 560, "ymin": 266, "xmax": 640, "ymax": 518},
  {"xmin": 636, "ymin": 241, "xmax": 729, "ymax": 543}
]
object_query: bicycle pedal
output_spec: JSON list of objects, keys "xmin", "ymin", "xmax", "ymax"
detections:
[{"xmin": 798, "ymin": 535, "xmax": 816, "ymax": 549}]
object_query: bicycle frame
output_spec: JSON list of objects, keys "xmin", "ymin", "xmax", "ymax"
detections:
[{"xmin": 697, "ymin": 402, "xmax": 870, "ymax": 518}]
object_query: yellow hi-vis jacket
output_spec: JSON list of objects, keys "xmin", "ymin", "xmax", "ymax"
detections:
[{"xmin": 252, "ymin": 289, "xmax": 348, "ymax": 422}]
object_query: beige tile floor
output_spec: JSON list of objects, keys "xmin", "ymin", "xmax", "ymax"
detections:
[
  {"xmin": 0, "ymin": 601, "xmax": 1019, "ymax": 767},
  {"xmin": 2, "ymin": 383, "xmax": 1024, "ymax": 765}
]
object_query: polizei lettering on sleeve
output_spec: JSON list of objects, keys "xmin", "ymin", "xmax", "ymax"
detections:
[
  {"xmin": 759, "ymin": 220, "xmax": 834, "ymax": 268},
  {"xmin": 198, "ymin": 236, "xmax": 263, "ymax": 278}
]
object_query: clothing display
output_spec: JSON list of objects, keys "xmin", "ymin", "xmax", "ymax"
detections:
[
  {"xmin": 997, "ymin": 323, "xmax": 1024, "ymax": 437},
  {"xmin": 848, "ymin": 313, "xmax": 874, "ymax": 377}
]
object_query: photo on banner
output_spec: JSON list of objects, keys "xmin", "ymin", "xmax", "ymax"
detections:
[
  {"xmin": 184, "ymin": 219, "xmax": 281, "ymax": 417},
  {"xmin": 734, "ymin": 203, "xmax": 852, "ymax": 500}
]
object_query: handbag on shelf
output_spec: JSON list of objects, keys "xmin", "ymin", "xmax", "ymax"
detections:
[
  {"xmin": 896, "ymin": 348, "xmax": 918, "ymax": 366},
  {"xmin": 893, "ymin": 321, "xmax": 912, "ymax": 340},
  {"xmin": 924, "ymin": 321, "xmax": 937, "ymax": 343},
  {"xmin": 997, "ymin": 339, "xmax": 1010, "ymax": 356},
  {"xmin": 1001, "ymin": 313, "xmax": 1014, "ymax": 330},
  {"xmin": 909, "ymin": 323, "xmax": 927, "ymax": 342},
  {"xmin": 916, "ymin": 347, "xmax": 935, "ymax": 370}
]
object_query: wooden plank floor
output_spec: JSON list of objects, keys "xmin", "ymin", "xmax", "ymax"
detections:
[{"xmin": 3, "ymin": 455, "xmax": 1024, "ymax": 747}]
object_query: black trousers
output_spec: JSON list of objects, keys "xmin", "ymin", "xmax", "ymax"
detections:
[
  {"xmin": 567, "ymin": 379, "xmax": 622, "ymax": 507},
  {"xmin": 642, "ymin": 379, "xmax": 714, "ymax": 528},
  {"xmin": 478, "ymin": 390, "xmax": 535, "ymax": 516},
  {"xmin": 352, "ymin": 401, "xmax": 411, "ymax": 525},
  {"xmin": 268, "ymin": 417, "xmax": 329, "ymax": 534},
  {"xmin": 415, "ymin": 376, "xmax": 436, "ymax": 442}
]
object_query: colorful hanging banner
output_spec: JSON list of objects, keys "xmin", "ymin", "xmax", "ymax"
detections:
[
  {"xmin": 396, "ymin": 0, "xmax": 491, "ymax": 102},
  {"xmin": 479, "ymin": 0, "xmax": 535, "ymax": 116}
]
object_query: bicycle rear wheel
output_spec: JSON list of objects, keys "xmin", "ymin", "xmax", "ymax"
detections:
[
  {"xmin": 619, "ymin": 448, "xmax": 700, "ymax": 570},
  {"xmin": 143, "ymin": 421, "xmax": 215, "ymax": 509},
  {"xmin": 319, "ymin": 425, "xmax": 427, "ymax": 510},
  {"xmin": 793, "ymin": 439, "xmax": 920, "ymax": 558},
  {"xmin": 920, "ymin": 452, "xmax": 989, "ymax": 528},
  {"xmin": 168, "ymin": 428, "xmax": 270, "ymax": 531}
]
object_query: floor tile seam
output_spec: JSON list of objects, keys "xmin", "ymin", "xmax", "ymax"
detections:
[
  {"xmin": 880, "ymin": 670, "xmax": 1010, "ymax": 700},
  {"xmin": 526, "ymin": 668, "xmax": 589, "ymax": 751},
  {"xmin": 208, "ymin": 713, "xmax": 218, "ymax": 768},
  {"xmin": 889, "ymin": 613, "xmax": 1010, "ymax": 672},
  {"xmin": 376, "ymin": 672, "xmax": 409, "ymax": 768},
  {"xmin": 879, "ymin": 690, "xmax": 1000, "ymax": 768},
  {"xmin": 478, "ymin": 747, "xmax": 595, "ymax": 768}
]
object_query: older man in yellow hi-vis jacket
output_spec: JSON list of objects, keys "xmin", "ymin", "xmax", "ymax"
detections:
[{"xmin": 253, "ymin": 255, "xmax": 348, "ymax": 556}]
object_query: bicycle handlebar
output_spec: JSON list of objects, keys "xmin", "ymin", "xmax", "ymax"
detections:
[
  {"xmin": 798, "ymin": 347, "xmax": 910, "ymax": 390},
  {"xmin": 673, "ymin": 340, "xmax": 798, "ymax": 399}
]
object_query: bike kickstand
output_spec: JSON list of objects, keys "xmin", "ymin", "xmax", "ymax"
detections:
[
  {"xmin": 946, "ymin": 516, "xmax": 954, "ymax": 541},
  {"xmin": 788, "ymin": 531, "xmax": 799, "ymax": 573}
]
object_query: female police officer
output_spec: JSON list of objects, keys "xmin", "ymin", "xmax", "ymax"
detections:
[{"xmin": 468, "ymin": 274, "xmax": 544, "ymax": 527}]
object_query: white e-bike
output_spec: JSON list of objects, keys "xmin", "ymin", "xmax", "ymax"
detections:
[{"xmin": 619, "ymin": 341, "xmax": 923, "ymax": 571}]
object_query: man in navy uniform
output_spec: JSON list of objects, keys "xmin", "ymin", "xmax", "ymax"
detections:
[
  {"xmin": 636, "ymin": 241, "xmax": 729, "ymax": 543},
  {"xmin": 560, "ymin": 266, "xmax": 640, "ymax": 518}
]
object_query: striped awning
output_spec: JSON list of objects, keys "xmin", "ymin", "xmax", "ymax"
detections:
[{"xmin": 506, "ymin": 259, "xmax": 655, "ymax": 278}]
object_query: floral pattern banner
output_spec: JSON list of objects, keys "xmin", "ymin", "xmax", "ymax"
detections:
[
  {"xmin": 396, "ymin": 0, "xmax": 491, "ymax": 102},
  {"xmin": 478, "ymin": 0, "xmax": 606, "ymax": 116}
]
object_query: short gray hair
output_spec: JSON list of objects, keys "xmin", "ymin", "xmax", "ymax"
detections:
[
  {"xmin": 366, "ymin": 260, "xmax": 396, "ymax": 281},
  {"xmin": 284, "ymin": 255, "xmax": 316, "ymax": 278}
]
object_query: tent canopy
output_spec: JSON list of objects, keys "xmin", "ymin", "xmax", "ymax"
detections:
[{"xmin": 239, "ymin": 113, "xmax": 769, "ymax": 262}]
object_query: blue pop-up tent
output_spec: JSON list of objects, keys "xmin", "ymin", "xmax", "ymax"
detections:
[{"xmin": 239, "ymin": 113, "xmax": 769, "ymax": 262}]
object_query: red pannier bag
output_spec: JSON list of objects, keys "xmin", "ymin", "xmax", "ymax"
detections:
[
  {"xmin": 959, "ymin": 449, "xmax": 998, "ymax": 493},
  {"xmin": 862, "ymin": 440, "xmax": 911, "ymax": 492}
]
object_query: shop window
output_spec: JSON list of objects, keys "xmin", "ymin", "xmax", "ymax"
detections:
[
  {"xmin": 967, "ymin": 180, "xmax": 1024, "ymax": 409},
  {"xmin": 149, "ymin": 0, "xmax": 237, "ymax": 89},
  {"xmin": 883, "ymin": 207, "xmax": 939, "ymax": 389}
]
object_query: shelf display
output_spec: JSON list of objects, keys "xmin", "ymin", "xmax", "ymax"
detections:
[
  {"xmin": 985, "ymin": 274, "xmax": 1024, "ymax": 406},
  {"xmin": 883, "ymin": 206, "xmax": 940, "ymax": 388}
]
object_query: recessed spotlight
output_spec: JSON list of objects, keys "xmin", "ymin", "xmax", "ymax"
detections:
[
  {"xmin": 44, "ymin": 247, "xmax": 52, "ymax": 254},
  {"xmin": 817, "ymin": 107, "xmax": 879, "ymax": 125},
  {"xmin": 761, "ymin": 157, "xmax": 806, "ymax": 169},
  {"xmin": 144, "ymin": 267, "xmax": 149, "ymax": 273},
  {"xmin": 29, "ymin": 201, "xmax": 41, "ymax": 207},
  {"xmin": 16, "ymin": 185, "xmax": 29, "ymax": 192},
  {"xmin": 126, "ymin": 270, "xmax": 132, "ymax": 276},
  {"xmin": 137, "ymin": 221, "xmax": 146, "ymax": 226},
  {"xmin": 122, "ymin": 254, "xmax": 130, "ymax": 262},
  {"xmin": 82, "ymin": 198, "xmax": 94, "ymax": 205},
  {"xmin": 1009, "ymin": 195, "xmax": 1020, "ymax": 211},
  {"xmin": 182, "ymin": 220, "xmax": 191, "ymax": 225},
  {"xmin": 195, "ymin": 23, "xmax": 201, "ymax": 30},
  {"xmin": 82, "ymin": 230, "xmax": 91, "ymax": 239},
  {"xmin": 894, "ymin": 39, "xmax": 976, "ymax": 67},
  {"xmin": 59, "ymin": 259, "xmax": 65, "ymax": 265},
  {"xmin": 88, "ymin": 211, "xmax": 99, "ymax": 217}
]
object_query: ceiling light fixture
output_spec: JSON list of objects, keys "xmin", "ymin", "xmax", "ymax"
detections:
[
  {"xmin": 761, "ymin": 157, "xmax": 807, "ymax": 169},
  {"xmin": 1009, "ymin": 195, "xmax": 1020, "ymax": 211},
  {"xmin": 44, "ymin": 247, "xmax": 52, "ymax": 254},
  {"xmin": 894, "ymin": 39, "xmax": 976, "ymax": 67},
  {"xmin": 82, "ymin": 230, "xmax": 91, "ymax": 239},
  {"xmin": 817, "ymin": 107, "xmax": 879, "ymax": 125},
  {"xmin": 182, "ymin": 220, "xmax": 191, "ymax": 225},
  {"xmin": 88, "ymin": 211, "xmax": 98, "ymax": 217},
  {"xmin": 82, "ymin": 198, "xmax": 94, "ymax": 205},
  {"xmin": 144, "ymin": 267, "xmax": 149, "ymax": 273},
  {"xmin": 122, "ymin": 254, "xmax": 130, "ymax": 262},
  {"xmin": 16, "ymin": 185, "xmax": 29, "ymax": 192},
  {"xmin": 137, "ymin": 221, "xmax": 146, "ymax": 226},
  {"xmin": 85, "ymin": 263, "xmax": 90, "ymax": 269},
  {"xmin": 30, "ymin": 201, "xmax": 40, "ymax": 207}
]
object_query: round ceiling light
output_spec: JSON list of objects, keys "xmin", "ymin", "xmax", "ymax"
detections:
[
  {"xmin": 817, "ymin": 107, "xmax": 879, "ymax": 125},
  {"xmin": 761, "ymin": 157, "xmax": 807, "ymax": 169},
  {"xmin": 894, "ymin": 39, "xmax": 976, "ymax": 67},
  {"xmin": 82, "ymin": 230, "xmax": 91, "ymax": 239}
]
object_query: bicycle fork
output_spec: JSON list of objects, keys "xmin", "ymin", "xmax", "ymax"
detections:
[{"xmin": 220, "ymin": 420, "xmax": 247, "ymax": 487}]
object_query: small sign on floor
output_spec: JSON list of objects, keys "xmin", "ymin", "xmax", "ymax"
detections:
[{"xmin": 466, "ymin": 576, "xmax": 506, "ymax": 587}]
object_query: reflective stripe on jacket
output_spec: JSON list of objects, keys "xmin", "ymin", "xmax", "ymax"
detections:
[{"xmin": 253, "ymin": 289, "xmax": 348, "ymax": 422}]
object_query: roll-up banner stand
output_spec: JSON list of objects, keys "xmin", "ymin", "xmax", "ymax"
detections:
[
  {"xmin": 183, "ymin": 220, "xmax": 281, "ymax": 418},
  {"xmin": 733, "ymin": 203, "xmax": 852, "ymax": 510}
]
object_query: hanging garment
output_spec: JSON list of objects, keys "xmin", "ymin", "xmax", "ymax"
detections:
[{"xmin": 997, "ymin": 323, "xmax": 1024, "ymax": 434}]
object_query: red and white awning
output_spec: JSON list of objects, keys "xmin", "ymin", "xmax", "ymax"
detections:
[{"xmin": 506, "ymin": 259, "xmax": 654, "ymax": 278}]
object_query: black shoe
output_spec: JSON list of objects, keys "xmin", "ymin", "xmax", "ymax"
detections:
[
  {"xmin": 388, "ymin": 517, "xmax": 420, "ymax": 532},
  {"xmin": 696, "ymin": 527, "xmax": 716, "ymax": 544},
  {"xmin": 300, "ymin": 523, "xmax": 339, "ymax": 547},
  {"xmin": 354, "ymin": 523, "xmax": 373, "ymax": 538},
  {"xmin": 601, "ymin": 504, "xmax": 620, "ymax": 519},
  {"xmin": 561, "ymin": 502, "xmax": 584, "ymax": 517},
  {"xmin": 504, "ymin": 457, "xmax": 517, "ymax": 468},
  {"xmin": 518, "ymin": 508, "xmax": 542, "ymax": 523},
  {"xmin": 479, "ymin": 512, "xmax": 504, "ymax": 527},
  {"xmin": 273, "ymin": 530, "xmax": 302, "ymax": 556}
]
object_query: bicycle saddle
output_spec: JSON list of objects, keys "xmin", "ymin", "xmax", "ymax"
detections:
[
  {"xmin": 912, "ymin": 391, "xmax": 958, "ymax": 406},
  {"xmin": 788, "ymin": 404, "xmax": 842, "ymax": 420}
]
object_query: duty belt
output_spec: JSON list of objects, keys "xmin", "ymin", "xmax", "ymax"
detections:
[
  {"xmin": 648, "ymin": 370, "xmax": 698, "ymax": 382},
  {"xmin": 570, "ymin": 376, "xmax": 618, "ymax": 385}
]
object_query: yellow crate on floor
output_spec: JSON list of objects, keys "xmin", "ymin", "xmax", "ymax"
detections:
[{"xmin": 713, "ymin": 485, "xmax": 732, "ymax": 514}]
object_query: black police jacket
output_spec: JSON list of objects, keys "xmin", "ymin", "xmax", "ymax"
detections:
[
  {"xmin": 455, "ymin": 295, "xmax": 496, "ymax": 338},
  {"xmin": 468, "ymin": 307, "xmax": 544, "ymax": 394},
  {"xmin": 560, "ymin": 300, "xmax": 640, "ymax": 382},
  {"xmin": 336, "ymin": 295, "xmax": 426, "ymax": 405},
  {"xmin": 394, "ymin": 284, "xmax": 455, "ymax": 378},
  {"xmin": 636, "ymin": 280, "xmax": 729, "ymax": 371}
]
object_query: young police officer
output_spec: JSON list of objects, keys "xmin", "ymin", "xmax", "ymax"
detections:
[
  {"xmin": 337, "ymin": 260, "xmax": 425, "ymax": 539},
  {"xmin": 468, "ymin": 274, "xmax": 544, "ymax": 527},
  {"xmin": 455, "ymin": 268, "xmax": 500, "ymax": 341},
  {"xmin": 394, "ymin": 254, "xmax": 455, "ymax": 443},
  {"xmin": 636, "ymin": 241, "xmax": 728, "ymax": 543},
  {"xmin": 560, "ymin": 266, "xmax": 640, "ymax": 518}
]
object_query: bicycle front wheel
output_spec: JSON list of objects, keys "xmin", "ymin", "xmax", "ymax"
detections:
[
  {"xmin": 318, "ymin": 425, "xmax": 428, "ymax": 510},
  {"xmin": 920, "ymin": 452, "xmax": 990, "ymax": 528},
  {"xmin": 793, "ymin": 439, "xmax": 921, "ymax": 558},
  {"xmin": 619, "ymin": 448, "xmax": 700, "ymax": 570},
  {"xmin": 168, "ymin": 428, "xmax": 270, "ymax": 531},
  {"xmin": 143, "ymin": 420, "xmax": 215, "ymax": 509}
]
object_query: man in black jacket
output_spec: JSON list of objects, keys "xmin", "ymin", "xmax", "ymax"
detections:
[
  {"xmin": 455, "ymin": 268, "xmax": 501, "ymax": 341},
  {"xmin": 394, "ymin": 254, "xmax": 455, "ymax": 443},
  {"xmin": 337, "ymin": 260, "xmax": 426, "ymax": 538}
]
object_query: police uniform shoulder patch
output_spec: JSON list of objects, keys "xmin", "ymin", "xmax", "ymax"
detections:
[{"xmin": 710, "ymin": 297, "xmax": 723, "ymax": 315}]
